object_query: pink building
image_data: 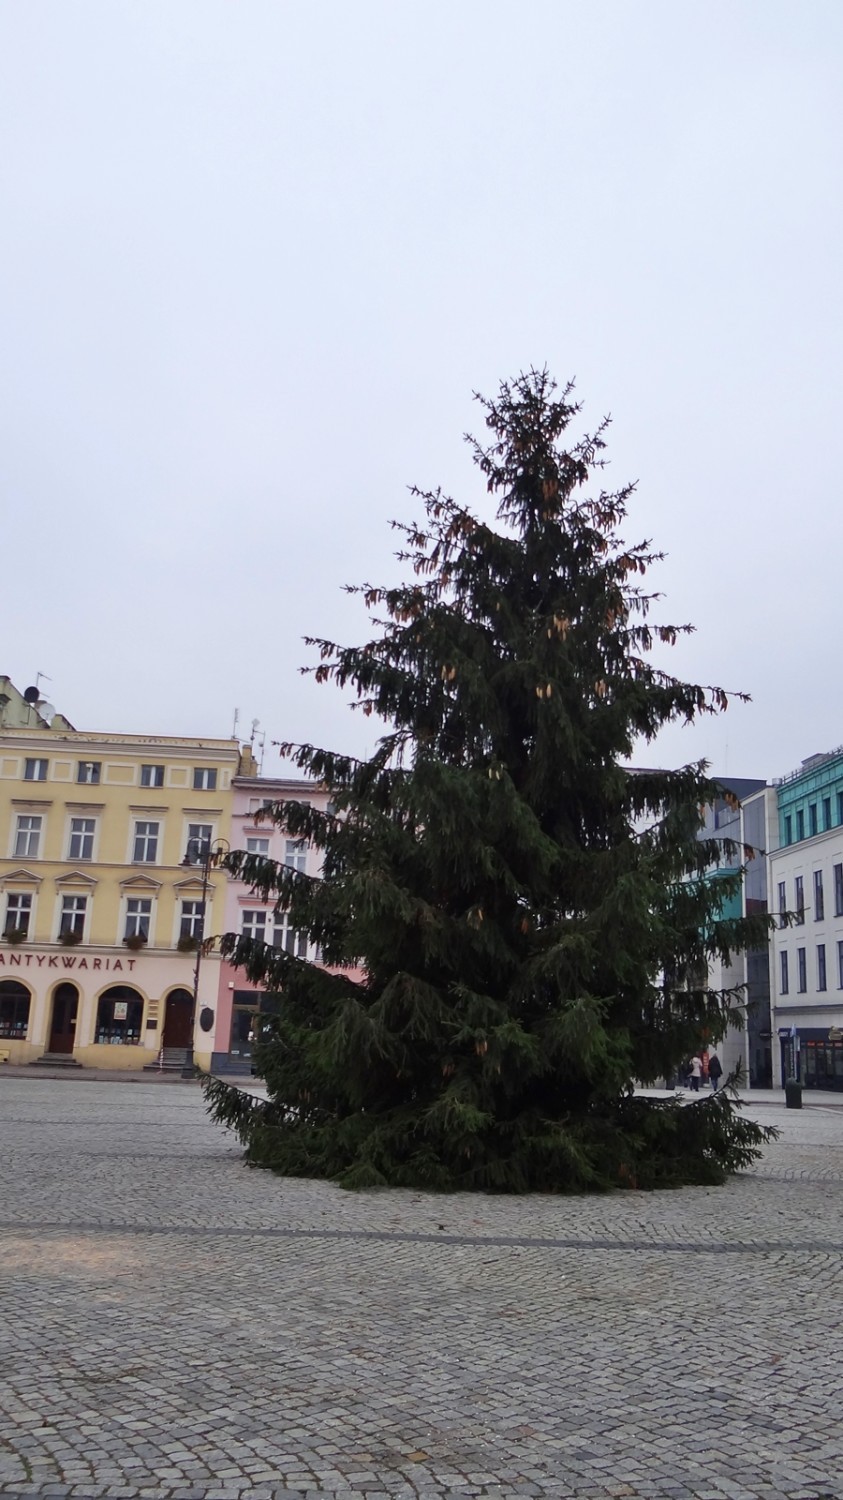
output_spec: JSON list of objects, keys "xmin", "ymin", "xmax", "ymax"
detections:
[{"xmin": 213, "ymin": 775, "xmax": 333, "ymax": 1073}]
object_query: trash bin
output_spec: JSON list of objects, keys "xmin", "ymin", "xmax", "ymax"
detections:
[{"xmin": 785, "ymin": 1078, "xmax": 803, "ymax": 1109}]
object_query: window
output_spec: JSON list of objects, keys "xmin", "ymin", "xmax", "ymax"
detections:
[
  {"xmin": 4, "ymin": 893, "xmax": 32, "ymax": 937},
  {"xmin": 133, "ymin": 821, "xmax": 159, "ymax": 863},
  {"xmin": 835, "ymin": 865, "xmax": 843, "ymax": 918},
  {"xmin": 193, "ymin": 768, "xmax": 217, "ymax": 791},
  {"xmin": 797, "ymin": 947, "xmax": 807, "ymax": 993},
  {"xmin": 284, "ymin": 839, "xmax": 307, "ymax": 874},
  {"xmin": 0, "ymin": 980, "xmax": 31, "ymax": 1039},
  {"xmin": 185, "ymin": 824, "xmax": 213, "ymax": 864},
  {"xmin": 784, "ymin": 815, "xmax": 793, "ymax": 846},
  {"xmin": 809, "ymin": 803, "xmax": 818, "ymax": 837},
  {"xmin": 817, "ymin": 944, "xmax": 827, "ymax": 992},
  {"xmin": 59, "ymin": 895, "xmax": 87, "ymax": 938},
  {"xmin": 14, "ymin": 814, "xmax": 42, "ymax": 858},
  {"xmin": 823, "ymin": 797, "xmax": 832, "ymax": 831},
  {"xmin": 179, "ymin": 900, "xmax": 205, "ymax": 941},
  {"xmin": 77, "ymin": 761, "xmax": 101, "ymax": 785},
  {"xmin": 794, "ymin": 876, "xmax": 805, "ymax": 924},
  {"xmin": 777, "ymin": 881, "xmax": 787, "ymax": 929},
  {"xmin": 125, "ymin": 898, "xmax": 152, "ymax": 941},
  {"xmin": 241, "ymin": 910, "xmax": 268, "ymax": 941},
  {"xmin": 838, "ymin": 941, "xmax": 843, "ymax": 990},
  {"xmin": 780, "ymin": 951, "xmax": 789, "ymax": 995},
  {"xmin": 140, "ymin": 764, "xmax": 165, "ymax": 787},
  {"xmin": 838, "ymin": 792, "xmax": 843, "ymax": 827},
  {"xmin": 68, "ymin": 817, "xmax": 96, "ymax": 861},
  {"xmin": 246, "ymin": 837, "xmax": 270, "ymax": 856},
  {"xmin": 24, "ymin": 758, "xmax": 47, "ymax": 782},
  {"xmin": 796, "ymin": 810, "xmax": 805, "ymax": 842},
  {"xmin": 95, "ymin": 985, "xmax": 143, "ymax": 1045},
  {"xmin": 814, "ymin": 870, "xmax": 824, "ymax": 922},
  {"xmin": 273, "ymin": 913, "xmax": 307, "ymax": 957}
]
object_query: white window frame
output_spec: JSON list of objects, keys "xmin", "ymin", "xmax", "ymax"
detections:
[
  {"xmin": 140, "ymin": 764, "xmax": 165, "ymax": 788},
  {"xmin": 68, "ymin": 816, "xmax": 96, "ymax": 861},
  {"xmin": 59, "ymin": 894, "xmax": 87, "ymax": 939},
  {"xmin": 132, "ymin": 820, "xmax": 160, "ymax": 864},
  {"xmin": 23, "ymin": 758, "xmax": 47, "ymax": 782},
  {"xmin": 193, "ymin": 768, "xmax": 217, "ymax": 791},
  {"xmin": 241, "ymin": 909, "xmax": 268, "ymax": 941},
  {"xmin": 246, "ymin": 836, "xmax": 270, "ymax": 857},
  {"xmin": 77, "ymin": 761, "xmax": 101, "ymax": 785},
  {"xmin": 185, "ymin": 823, "xmax": 214, "ymax": 864},
  {"xmin": 14, "ymin": 814, "xmax": 42, "ymax": 859},
  {"xmin": 4, "ymin": 892, "xmax": 33, "ymax": 937},
  {"xmin": 284, "ymin": 839, "xmax": 308, "ymax": 874},
  {"xmin": 273, "ymin": 912, "xmax": 307, "ymax": 958},
  {"xmin": 179, "ymin": 900, "xmax": 205, "ymax": 941},
  {"xmin": 125, "ymin": 897, "xmax": 153, "ymax": 941}
]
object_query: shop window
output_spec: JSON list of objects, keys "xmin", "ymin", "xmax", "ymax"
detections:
[
  {"xmin": 0, "ymin": 979, "xmax": 31, "ymax": 1039},
  {"xmin": 95, "ymin": 986, "xmax": 144, "ymax": 1045}
]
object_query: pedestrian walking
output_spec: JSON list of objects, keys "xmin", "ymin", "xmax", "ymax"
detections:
[
  {"xmin": 689, "ymin": 1054, "xmax": 703, "ymax": 1092},
  {"xmin": 708, "ymin": 1051, "xmax": 723, "ymax": 1091}
]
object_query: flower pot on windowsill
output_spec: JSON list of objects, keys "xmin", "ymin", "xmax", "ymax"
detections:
[
  {"xmin": 59, "ymin": 929, "xmax": 83, "ymax": 946},
  {"xmin": 124, "ymin": 934, "xmax": 147, "ymax": 952},
  {"xmin": 177, "ymin": 935, "xmax": 200, "ymax": 953},
  {"xmin": 4, "ymin": 928, "xmax": 27, "ymax": 945}
]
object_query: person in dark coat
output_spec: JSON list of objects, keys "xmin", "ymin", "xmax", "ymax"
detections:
[{"xmin": 708, "ymin": 1051, "xmax": 724, "ymax": 1091}]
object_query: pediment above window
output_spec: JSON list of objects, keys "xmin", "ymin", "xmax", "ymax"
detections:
[
  {"xmin": 0, "ymin": 867, "xmax": 43, "ymax": 888},
  {"xmin": 55, "ymin": 870, "xmax": 99, "ymax": 888},
  {"xmin": 119, "ymin": 874, "xmax": 163, "ymax": 893}
]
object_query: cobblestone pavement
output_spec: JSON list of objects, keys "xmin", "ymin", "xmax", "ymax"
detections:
[{"xmin": 1, "ymin": 1079, "xmax": 842, "ymax": 1500}]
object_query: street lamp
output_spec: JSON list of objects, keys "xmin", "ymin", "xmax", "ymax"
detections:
[{"xmin": 180, "ymin": 837, "xmax": 229, "ymax": 1077}]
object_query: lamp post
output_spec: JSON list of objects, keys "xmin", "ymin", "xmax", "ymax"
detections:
[{"xmin": 180, "ymin": 837, "xmax": 229, "ymax": 1078}]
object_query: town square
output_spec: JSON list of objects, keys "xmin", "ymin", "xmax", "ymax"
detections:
[{"xmin": 1, "ymin": 1075, "xmax": 841, "ymax": 1500}]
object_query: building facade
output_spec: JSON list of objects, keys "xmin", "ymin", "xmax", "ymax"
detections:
[
  {"xmin": 213, "ymin": 775, "xmax": 333, "ymax": 1072},
  {"xmin": 769, "ymin": 749, "xmax": 843, "ymax": 1090},
  {"xmin": 695, "ymin": 778, "xmax": 774, "ymax": 1086},
  {"xmin": 0, "ymin": 720, "xmax": 241, "ymax": 1069}
]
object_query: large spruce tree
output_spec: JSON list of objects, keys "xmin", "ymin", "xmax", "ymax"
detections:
[{"xmin": 206, "ymin": 369, "xmax": 774, "ymax": 1191}]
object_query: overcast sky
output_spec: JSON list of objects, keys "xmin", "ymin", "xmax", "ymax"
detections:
[{"xmin": 1, "ymin": 1, "xmax": 840, "ymax": 783}]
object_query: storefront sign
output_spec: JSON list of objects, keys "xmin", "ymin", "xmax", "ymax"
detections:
[{"xmin": 0, "ymin": 952, "xmax": 137, "ymax": 972}]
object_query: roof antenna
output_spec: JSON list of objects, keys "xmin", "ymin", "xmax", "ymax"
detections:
[{"xmin": 231, "ymin": 707, "xmax": 240, "ymax": 739}]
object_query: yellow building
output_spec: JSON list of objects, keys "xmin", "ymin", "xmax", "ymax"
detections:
[{"xmin": 0, "ymin": 717, "xmax": 243, "ymax": 1070}]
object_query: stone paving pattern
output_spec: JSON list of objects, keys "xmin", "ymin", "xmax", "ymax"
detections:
[{"xmin": 1, "ymin": 1078, "xmax": 842, "ymax": 1500}]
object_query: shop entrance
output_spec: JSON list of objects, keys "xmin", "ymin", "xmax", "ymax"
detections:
[
  {"xmin": 163, "ymin": 988, "xmax": 193, "ymax": 1048},
  {"xmin": 803, "ymin": 1038, "xmax": 843, "ymax": 1091},
  {"xmin": 49, "ymin": 983, "xmax": 79, "ymax": 1053}
]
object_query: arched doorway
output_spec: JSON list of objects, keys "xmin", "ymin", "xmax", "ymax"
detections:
[
  {"xmin": 95, "ymin": 986, "xmax": 144, "ymax": 1046},
  {"xmin": 49, "ymin": 983, "xmax": 79, "ymax": 1053},
  {"xmin": 163, "ymin": 988, "xmax": 193, "ymax": 1048},
  {"xmin": 0, "ymin": 980, "xmax": 32, "ymax": 1040}
]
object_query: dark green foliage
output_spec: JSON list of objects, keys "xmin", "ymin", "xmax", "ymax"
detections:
[{"xmin": 213, "ymin": 369, "xmax": 776, "ymax": 1192}]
